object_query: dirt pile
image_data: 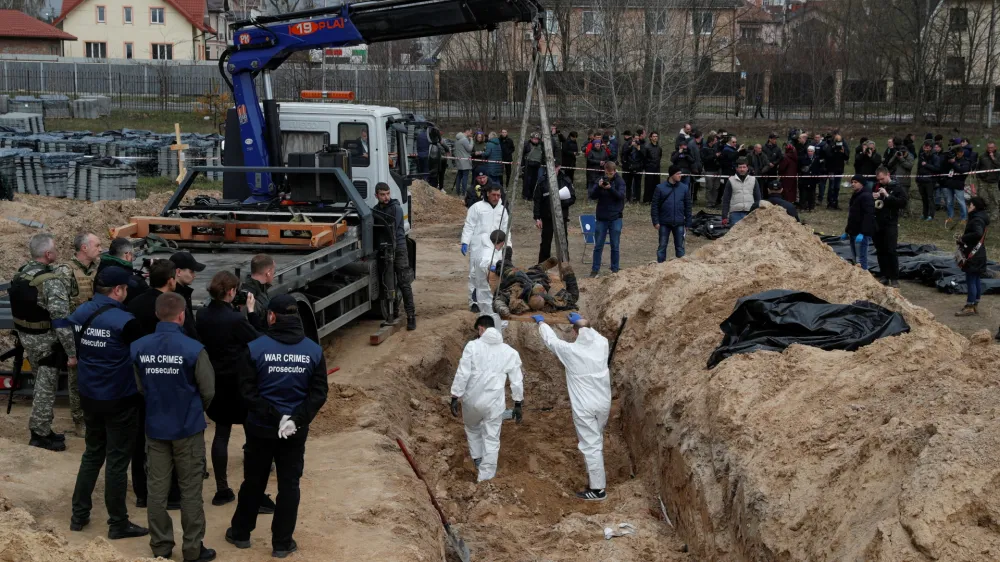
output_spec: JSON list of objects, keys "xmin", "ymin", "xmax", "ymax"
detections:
[
  {"xmin": 409, "ymin": 179, "xmax": 467, "ymax": 226},
  {"xmin": 0, "ymin": 493, "xmax": 157, "ymax": 562},
  {"xmin": 585, "ymin": 205, "xmax": 1000, "ymax": 561},
  {"xmin": 0, "ymin": 190, "xmax": 221, "ymax": 281}
]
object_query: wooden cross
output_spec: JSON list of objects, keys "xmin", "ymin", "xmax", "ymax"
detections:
[{"xmin": 170, "ymin": 123, "xmax": 190, "ymax": 184}]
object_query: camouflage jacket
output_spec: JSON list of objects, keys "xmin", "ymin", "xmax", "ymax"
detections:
[
  {"xmin": 68, "ymin": 257, "xmax": 98, "ymax": 311},
  {"xmin": 18, "ymin": 260, "xmax": 77, "ymax": 357}
]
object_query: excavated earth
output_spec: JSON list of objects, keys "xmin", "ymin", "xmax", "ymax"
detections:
[{"xmin": 588, "ymin": 205, "xmax": 1000, "ymax": 561}]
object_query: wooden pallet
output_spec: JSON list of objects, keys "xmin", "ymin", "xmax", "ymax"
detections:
[{"xmin": 111, "ymin": 217, "xmax": 347, "ymax": 247}]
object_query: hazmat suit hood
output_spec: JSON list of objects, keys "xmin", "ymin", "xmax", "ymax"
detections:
[{"xmin": 479, "ymin": 327, "xmax": 503, "ymax": 345}]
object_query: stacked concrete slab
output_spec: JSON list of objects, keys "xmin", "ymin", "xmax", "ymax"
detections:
[
  {"xmin": 14, "ymin": 152, "xmax": 83, "ymax": 197},
  {"xmin": 70, "ymin": 99, "xmax": 100, "ymax": 119},
  {"xmin": 67, "ymin": 159, "xmax": 138, "ymax": 201},
  {"xmin": 40, "ymin": 95, "xmax": 71, "ymax": 119},
  {"xmin": 10, "ymin": 97, "xmax": 43, "ymax": 115},
  {"xmin": 0, "ymin": 113, "xmax": 45, "ymax": 134},
  {"xmin": 0, "ymin": 95, "xmax": 8, "ymax": 115}
]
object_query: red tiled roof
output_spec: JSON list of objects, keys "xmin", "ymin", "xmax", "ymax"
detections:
[
  {"xmin": 738, "ymin": 2, "xmax": 776, "ymax": 23},
  {"xmin": 0, "ymin": 10, "xmax": 77, "ymax": 40},
  {"xmin": 55, "ymin": 0, "xmax": 214, "ymax": 33}
]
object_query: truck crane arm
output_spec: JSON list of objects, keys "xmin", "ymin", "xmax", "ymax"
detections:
[{"xmin": 222, "ymin": 0, "xmax": 542, "ymax": 202}]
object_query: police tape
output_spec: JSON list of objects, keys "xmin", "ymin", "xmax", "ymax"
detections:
[{"xmin": 438, "ymin": 154, "xmax": 1000, "ymax": 181}]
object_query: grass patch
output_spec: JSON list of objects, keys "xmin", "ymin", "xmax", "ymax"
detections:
[{"xmin": 47, "ymin": 111, "xmax": 219, "ymax": 135}]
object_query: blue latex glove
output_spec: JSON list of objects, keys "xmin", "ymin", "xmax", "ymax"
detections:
[
  {"xmin": 839, "ymin": 233, "xmax": 849, "ymax": 241},
  {"xmin": 567, "ymin": 312, "xmax": 582, "ymax": 324},
  {"xmin": 490, "ymin": 264, "xmax": 496, "ymax": 272},
  {"xmin": 531, "ymin": 314, "xmax": 544, "ymax": 324},
  {"xmin": 461, "ymin": 243, "xmax": 468, "ymax": 256},
  {"xmin": 855, "ymin": 234, "xmax": 864, "ymax": 243}
]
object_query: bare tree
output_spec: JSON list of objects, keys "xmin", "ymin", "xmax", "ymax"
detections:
[{"xmin": 0, "ymin": 0, "xmax": 44, "ymax": 17}]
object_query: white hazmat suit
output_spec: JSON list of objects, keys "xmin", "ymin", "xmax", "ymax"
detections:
[
  {"xmin": 450, "ymin": 327, "xmax": 524, "ymax": 482},
  {"xmin": 538, "ymin": 323, "xmax": 612, "ymax": 490},
  {"xmin": 461, "ymin": 200, "xmax": 510, "ymax": 307}
]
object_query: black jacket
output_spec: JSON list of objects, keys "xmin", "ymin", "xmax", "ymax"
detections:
[
  {"xmin": 641, "ymin": 142, "xmax": 663, "ymax": 172},
  {"xmin": 173, "ymin": 283, "xmax": 200, "ymax": 340},
  {"xmin": 873, "ymin": 180, "xmax": 908, "ymax": 226},
  {"xmin": 242, "ymin": 275, "xmax": 271, "ymax": 324},
  {"xmin": 499, "ymin": 135, "xmax": 515, "ymax": 161},
  {"xmin": 765, "ymin": 194, "xmax": 800, "ymax": 222},
  {"xmin": 670, "ymin": 147, "xmax": 695, "ymax": 174},
  {"xmin": 828, "ymin": 143, "xmax": 850, "ymax": 173},
  {"xmin": 916, "ymin": 151, "xmax": 941, "ymax": 185},
  {"xmin": 959, "ymin": 210, "xmax": 990, "ymax": 274},
  {"xmin": 533, "ymin": 168, "xmax": 576, "ymax": 223},
  {"xmin": 561, "ymin": 138, "xmax": 578, "ymax": 168},
  {"xmin": 762, "ymin": 142, "xmax": 783, "ymax": 170},
  {"xmin": 846, "ymin": 187, "xmax": 876, "ymax": 237},
  {"xmin": 238, "ymin": 316, "xmax": 329, "ymax": 438},
  {"xmin": 127, "ymin": 287, "xmax": 199, "ymax": 339},
  {"xmin": 96, "ymin": 255, "xmax": 148, "ymax": 306},
  {"xmin": 621, "ymin": 139, "xmax": 644, "ymax": 172},
  {"xmin": 701, "ymin": 144, "xmax": 720, "ymax": 172},
  {"xmin": 948, "ymin": 157, "xmax": 971, "ymax": 190},
  {"xmin": 855, "ymin": 149, "xmax": 883, "ymax": 177},
  {"xmin": 376, "ymin": 198, "xmax": 406, "ymax": 248},
  {"xmin": 749, "ymin": 151, "xmax": 770, "ymax": 177},
  {"xmin": 197, "ymin": 299, "xmax": 260, "ymax": 425}
]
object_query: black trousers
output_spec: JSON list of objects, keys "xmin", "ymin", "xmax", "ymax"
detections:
[
  {"xmin": 539, "ymin": 218, "xmax": 569, "ymax": 263},
  {"xmin": 623, "ymin": 172, "xmax": 642, "ymax": 202},
  {"xmin": 643, "ymin": 171, "xmax": 660, "ymax": 203},
  {"xmin": 503, "ymin": 162, "xmax": 513, "ymax": 187},
  {"xmin": 133, "ymin": 402, "xmax": 181, "ymax": 504},
  {"xmin": 395, "ymin": 245, "xmax": 416, "ymax": 317},
  {"xmin": 523, "ymin": 164, "xmax": 540, "ymax": 200},
  {"xmin": 230, "ymin": 429, "xmax": 308, "ymax": 551},
  {"xmin": 801, "ymin": 179, "xmax": 817, "ymax": 210},
  {"xmin": 874, "ymin": 223, "xmax": 900, "ymax": 280},
  {"xmin": 918, "ymin": 181, "xmax": 935, "ymax": 218},
  {"xmin": 72, "ymin": 405, "xmax": 138, "ymax": 529}
]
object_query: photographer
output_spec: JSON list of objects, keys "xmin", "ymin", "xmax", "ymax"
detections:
[
  {"xmin": 669, "ymin": 142, "xmax": 694, "ymax": 184},
  {"xmin": 855, "ymin": 141, "xmax": 882, "ymax": 188},
  {"xmin": 641, "ymin": 132, "xmax": 663, "ymax": 203},
  {"xmin": 588, "ymin": 161, "xmax": 626, "ymax": 277},
  {"xmin": 884, "ymin": 137, "xmax": 914, "ymax": 199},
  {"xmin": 826, "ymin": 135, "xmax": 850, "ymax": 209},
  {"xmin": 916, "ymin": 142, "xmax": 941, "ymax": 221},
  {"xmin": 621, "ymin": 132, "xmax": 645, "ymax": 203},
  {"xmin": 702, "ymin": 134, "xmax": 722, "ymax": 206},
  {"xmin": 195, "ymin": 271, "xmax": 275, "ymax": 511},
  {"xmin": 872, "ymin": 167, "xmax": 908, "ymax": 287}
]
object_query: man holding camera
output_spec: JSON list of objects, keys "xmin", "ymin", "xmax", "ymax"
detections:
[
  {"xmin": 855, "ymin": 141, "xmax": 882, "ymax": 189},
  {"xmin": 621, "ymin": 132, "xmax": 645, "ymax": 203},
  {"xmin": 884, "ymin": 137, "xmax": 914, "ymax": 211},
  {"xmin": 826, "ymin": 135, "xmax": 850, "ymax": 209},
  {"xmin": 872, "ymin": 167, "xmax": 908, "ymax": 287},
  {"xmin": 588, "ymin": 161, "xmax": 627, "ymax": 277}
]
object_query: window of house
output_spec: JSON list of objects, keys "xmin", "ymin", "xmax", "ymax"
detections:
[
  {"xmin": 123, "ymin": 6, "xmax": 132, "ymax": 23},
  {"xmin": 949, "ymin": 8, "xmax": 968, "ymax": 31},
  {"xmin": 152, "ymin": 43, "xmax": 173, "ymax": 60},
  {"xmin": 340, "ymin": 123, "xmax": 370, "ymax": 168},
  {"xmin": 124, "ymin": 42, "xmax": 133, "ymax": 59},
  {"xmin": 96, "ymin": 5, "xmax": 105, "ymax": 22},
  {"xmin": 544, "ymin": 53, "xmax": 560, "ymax": 71},
  {"xmin": 151, "ymin": 7, "xmax": 165, "ymax": 24},
  {"xmin": 649, "ymin": 11, "xmax": 667, "ymax": 34},
  {"xmin": 693, "ymin": 11, "xmax": 713, "ymax": 35},
  {"xmin": 946, "ymin": 56, "xmax": 965, "ymax": 80},
  {"xmin": 544, "ymin": 10, "xmax": 559, "ymax": 34},
  {"xmin": 85, "ymin": 41, "xmax": 107, "ymax": 58},
  {"xmin": 582, "ymin": 11, "xmax": 604, "ymax": 35},
  {"xmin": 741, "ymin": 26, "xmax": 761, "ymax": 40}
]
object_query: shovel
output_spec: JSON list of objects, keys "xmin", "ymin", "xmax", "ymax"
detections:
[{"xmin": 397, "ymin": 438, "xmax": 472, "ymax": 562}]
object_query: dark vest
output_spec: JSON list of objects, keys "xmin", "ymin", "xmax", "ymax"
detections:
[
  {"xmin": 131, "ymin": 322, "xmax": 206, "ymax": 440},
  {"xmin": 247, "ymin": 335, "xmax": 322, "ymax": 428},
  {"xmin": 10, "ymin": 262, "xmax": 55, "ymax": 334},
  {"xmin": 68, "ymin": 294, "xmax": 138, "ymax": 401}
]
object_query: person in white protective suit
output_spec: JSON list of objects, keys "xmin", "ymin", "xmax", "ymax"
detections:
[
  {"xmin": 450, "ymin": 315, "xmax": 524, "ymax": 482},
  {"xmin": 461, "ymin": 183, "xmax": 510, "ymax": 313},
  {"xmin": 471, "ymin": 230, "xmax": 507, "ymax": 316},
  {"xmin": 532, "ymin": 311, "xmax": 612, "ymax": 501}
]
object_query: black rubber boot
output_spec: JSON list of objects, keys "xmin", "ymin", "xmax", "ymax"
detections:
[{"xmin": 407, "ymin": 316, "xmax": 416, "ymax": 331}]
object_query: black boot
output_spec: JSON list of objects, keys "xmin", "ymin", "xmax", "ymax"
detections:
[
  {"xmin": 407, "ymin": 316, "xmax": 416, "ymax": 331},
  {"xmin": 184, "ymin": 543, "xmax": 217, "ymax": 562},
  {"xmin": 258, "ymin": 493, "xmax": 276, "ymax": 514},
  {"xmin": 108, "ymin": 521, "xmax": 149, "ymax": 540},
  {"xmin": 29, "ymin": 432, "xmax": 66, "ymax": 452}
]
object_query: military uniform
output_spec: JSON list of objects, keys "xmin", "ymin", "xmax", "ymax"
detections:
[
  {"xmin": 10, "ymin": 260, "xmax": 76, "ymax": 447},
  {"xmin": 67, "ymin": 257, "xmax": 98, "ymax": 429}
]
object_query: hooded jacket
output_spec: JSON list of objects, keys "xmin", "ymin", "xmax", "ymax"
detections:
[
  {"xmin": 537, "ymin": 324, "xmax": 611, "ymax": 418},
  {"xmin": 651, "ymin": 179, "xmax": 692, "ymax": 227},
  {"xmin": 450, "ymin": 327, "xmax": 524, "ymax": 420},
  {"xmin": 533, "ymin": 168, "xmax": 576, "ymax": 223},
  {"xmin": 454, "ymin": 133, "xmax": 474, "ymax": 171},
  {"xmin": 959, "ymin": 209, "xmax": 990, "ymax": 274},
  {"xmin": 846, "ymin": 186, "xmax": 876, "ymax": 237},
  {"xmin": 482, "ymin": 137, "xmax": 504, "ymax": 178}
]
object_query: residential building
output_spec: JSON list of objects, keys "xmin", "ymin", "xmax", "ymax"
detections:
[
  {"xmin": 55, "ymin": 0, "xmax": 214, "ymax": 60},
  {"xmin": 0, "ymin": 10, "xmax": 76, "ymax": 55}
]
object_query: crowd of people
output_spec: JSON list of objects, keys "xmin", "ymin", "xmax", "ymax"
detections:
[{"xmin": 10, "ymin": 233, "xmax": 330, "ymax": 561}]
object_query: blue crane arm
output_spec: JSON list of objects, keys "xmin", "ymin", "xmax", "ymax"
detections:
[{"xmin": 222, "ymin": 0, "xmax": 542, "ymax": 202}]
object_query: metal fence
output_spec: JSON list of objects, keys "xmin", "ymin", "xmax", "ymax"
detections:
[{"xmin": 1, "ymin": 59, "xmax": 997, "ymax": 127}]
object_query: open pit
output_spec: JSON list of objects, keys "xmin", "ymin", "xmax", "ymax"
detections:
[{"xmin": 2, "ymin": 186, "xmax": 1000, "ymax": 561}]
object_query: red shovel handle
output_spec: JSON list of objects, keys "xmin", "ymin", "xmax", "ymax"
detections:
[
  {"xmin": 397, "ymin": 438, "xmax": 450, "ymax": 527},
  {"xmin": 327, "ymin": 367, "xmax": 340, "ymax": 375}
]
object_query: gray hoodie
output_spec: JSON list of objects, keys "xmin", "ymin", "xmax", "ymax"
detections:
[{"xmin": 454, "ymin": 132, "xmax": 474, "ymax": 171}]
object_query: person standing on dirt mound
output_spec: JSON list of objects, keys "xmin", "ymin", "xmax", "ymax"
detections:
[
  {"xmin": 226, "ymin": 295, "xmax": 329, "ymax": 560},
  {"xmin": 462, "ymin": 183, "xmax": 510, "ymax": 313},
  {"xmin": 450, "ymin": 315, "xmax": 524, "ymax": 483},
  {"xmin": 532, "ymin": 312, "xmax": 611, "ymax": 501}
]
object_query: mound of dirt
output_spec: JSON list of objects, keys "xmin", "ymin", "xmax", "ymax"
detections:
[
  {"xmin": 0, "ymin": 493, "xmax": 157, "ymax": 562},
  {"xmin": 409, "ymin": 179, "xmax": 467, "ymax": 226},
  {"xmin": 0, "ymin": 191, "xmax": 221, "ymax": 282},
  {"xmin": 586, "ymin": 205, "xmax": 1000, "ymax": 561}
]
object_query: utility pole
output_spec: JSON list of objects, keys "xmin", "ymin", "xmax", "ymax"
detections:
[
  {"xmin": 536, "ymin": 48, "xmax": 569, "ymax": 263},
  {"xmin": 988, "ymin": 0, "xmax": 997, "ymax": 127}
]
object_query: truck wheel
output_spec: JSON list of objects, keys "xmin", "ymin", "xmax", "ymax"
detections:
[{"xmin": 289, "ymin": 292, "xmax": 320, "ymax": 343}]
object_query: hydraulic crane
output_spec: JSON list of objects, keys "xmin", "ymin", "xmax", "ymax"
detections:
[{"xmin": 218, "ymin": 0, "xmax": 542, "ymax": 201}]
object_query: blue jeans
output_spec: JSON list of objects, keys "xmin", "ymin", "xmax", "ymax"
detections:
[
  {"xmin": 850, "ymin": 236, "xmax": 871, "ymax": 270},
  {"xmin": 934, "ymin": 186, "xmax": 946, "ymax": 207},
  {"xmin": 827, "ymin": 177, "xmax": 842, "ymax": 207},
  {"xmin": 945, "ymin": 188, "xmax": 968, "ymax": 220},
  {"xmin": 657, "ymin": 225, "xmax": 685, "ymax": 262},
  {"xmin": 592, "ymin": 218, "xmax": 622, "ymax": 273},
  {"xmin": 966, "ymin": 272, "xmax": 982, "ymax": 304},
  {"xmin": 730, "ymin": 211, "xmax": 749, "ymax": 224},
  {"xmin": 455, "ymin": 169, "xmax": 470, "ymax": 195}
]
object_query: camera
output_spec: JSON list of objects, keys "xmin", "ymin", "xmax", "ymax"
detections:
[{"xmin": 232, "ymin": 287, "xmax": 250, "ymax": 307}]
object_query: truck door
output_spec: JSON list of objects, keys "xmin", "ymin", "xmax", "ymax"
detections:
[{"xmin": 337, "ymin": 120, "xmax": 376, "ymax": 206}]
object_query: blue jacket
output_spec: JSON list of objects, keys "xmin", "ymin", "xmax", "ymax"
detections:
[
  {"xmin": 588, "ymin": 172, "xmax": 627, "ymax": 221},
  {"xmin": 482, "ymin": 138, "xmax": 504, "ymax": 178},
  {"xmin": 651, "ymin": 180, "xmax": 692, "ymax": 227},
  {"xmin": 69, "ymin": 293, "xmax": 141, "ymax": 407},
  {"xmin": 132, "ymin": 322, "xmax": 209, "ymax": 441}
]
